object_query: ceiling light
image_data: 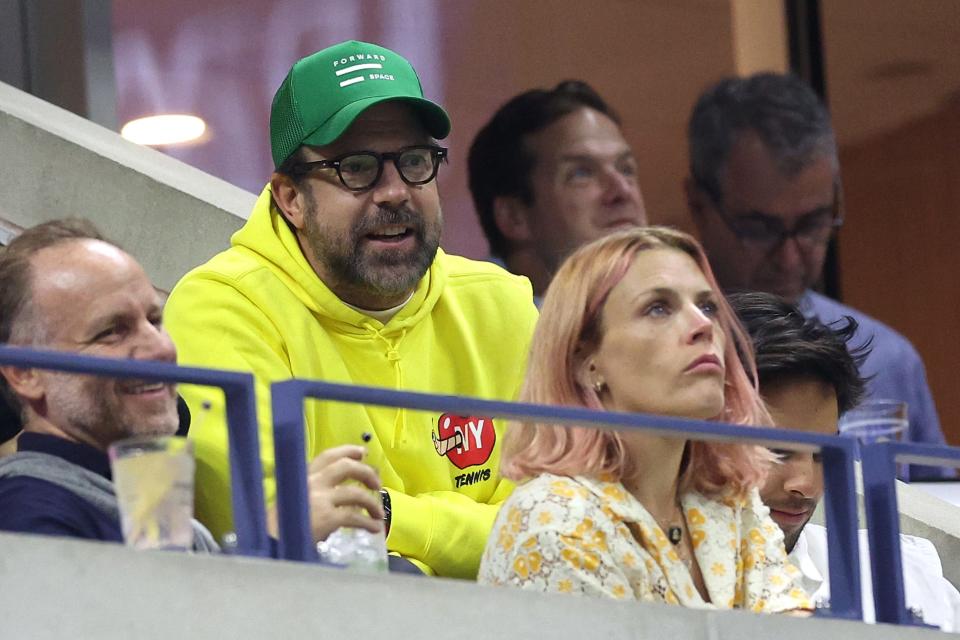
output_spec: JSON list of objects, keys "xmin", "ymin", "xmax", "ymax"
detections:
[{"xmin": 120, "ymin": 114, "xmax": 207, "ymax": 146}]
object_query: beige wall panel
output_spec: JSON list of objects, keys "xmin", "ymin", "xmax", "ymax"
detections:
[
  {"xmin": 730, "ymin": 0, "xmax": 788, "ymax": 76},
  {"xmin": 436, "ymin": 0, "xmax": 740, "ymax": 253},
  {"xmin": 823, "ymin": 0, "xmax": 960, "ymax": 443},
  {"xmin": 838, "ymin": 100, "xmax": 960, "ymax": 445}
]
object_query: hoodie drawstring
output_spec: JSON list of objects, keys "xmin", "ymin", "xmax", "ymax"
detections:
[{"xmin": 370, "ymin": 327, "xmax": 407, "ymax": 447}]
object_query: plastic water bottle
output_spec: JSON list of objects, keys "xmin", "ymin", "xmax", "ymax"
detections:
[
  {"xmin": 315, "ymin": 432, "xmax": 388, "ymax": 573},
  {"xmin": 317, "ymin": 527, "xmax": 388, "ymax": 573}
]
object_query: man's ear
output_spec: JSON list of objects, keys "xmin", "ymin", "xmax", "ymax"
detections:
[
  {"xmin": 0, "ymin": 366, "xmax": 44, "ymax": 403},
  {"xmin": 270, "ymin": 173, "xmax": 308, "ymax": 230},
  {"xmin": 493, "ymin": 196, "xmax": 533, "ymax": 245}
]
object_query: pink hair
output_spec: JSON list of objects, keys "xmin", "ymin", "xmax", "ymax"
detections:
[{"xmin": 503, "ymin": 226, "xmax": 772, "ymax": 498}]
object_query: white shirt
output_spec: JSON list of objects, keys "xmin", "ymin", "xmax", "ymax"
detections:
[
  {"xmin": 342, "ymin": 292, "xmax": 414, "ymax": 324},
  {"xmin": 790, "ymin": 524, "xmax": 960, "ymax": 630}
]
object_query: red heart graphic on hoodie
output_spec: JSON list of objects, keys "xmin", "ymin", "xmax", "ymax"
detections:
[{"xmin": 434, "ymin": 414, "xmax": 496, "ymax": 469}]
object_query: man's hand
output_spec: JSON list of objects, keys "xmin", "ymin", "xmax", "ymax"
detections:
[{"xmin": 307, "ymin": 444, "xmax": 384, "ymax": 543}]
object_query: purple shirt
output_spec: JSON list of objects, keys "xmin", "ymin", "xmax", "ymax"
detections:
[{"xmin": 800, "ymin": 290, "xmax": 952, "ymax": 480}]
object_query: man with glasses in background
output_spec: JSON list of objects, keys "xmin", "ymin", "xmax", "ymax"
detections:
[
  {"xmin": 165, "ymin": 41, "xmax": 538, "ymax": 577},
  {"xmin": 685, "ymin": 72, "xmax": 949, "ymax": 479}
]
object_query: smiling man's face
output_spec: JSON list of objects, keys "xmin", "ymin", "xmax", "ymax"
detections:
[
  {"xmin": 760, "ymin": 375, "xmax": 839, "ymax": 552},
  {"xmin": 26, "ymin": 240, "xmax": 179, "ymax": 451}
]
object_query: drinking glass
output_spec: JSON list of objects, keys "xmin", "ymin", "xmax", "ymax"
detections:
[
  {"xmin": 838, "ymin": 399, "xmax": 908, "ymax": 444},
  {"xmin": 109, "ymin": 435, "xmax": 195, "ymax": 551},
  {"xmin": 838, "ymin": 399, "xmax": 908, "ymax": 476}
]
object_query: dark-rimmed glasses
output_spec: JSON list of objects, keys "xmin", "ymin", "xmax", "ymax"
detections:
[
  {"xmin": 695, "ymin": 177, "xmax": 844, "ymax": 252},
  {"xmin": 290, "ymin": 145, "xmax": 448, "ymax": 192}
]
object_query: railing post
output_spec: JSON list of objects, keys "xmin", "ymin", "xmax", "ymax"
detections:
[
  {"xmin": 222, "ymin": 377, "xmax": 269, "ymax": 556},
  {"xmin": 860, "ymin": 442, "xmax": 911, "ymax": 625},
  {"xmin": 819, "ymin": 441, "xmax": 862, "ymax": 620},
  {"xmin": 271, "ymin": 380, "xmax": 317, "ymax": 562}
]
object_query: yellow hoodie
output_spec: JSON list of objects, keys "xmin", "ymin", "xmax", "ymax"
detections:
[{"xmin": 164, "ymin": 186, "xmax": 538, "ymax": 578}]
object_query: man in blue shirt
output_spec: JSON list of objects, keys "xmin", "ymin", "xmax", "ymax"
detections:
[{"xmin": 685, "ymin": 73, "xmax": 949, "ymax": 479}]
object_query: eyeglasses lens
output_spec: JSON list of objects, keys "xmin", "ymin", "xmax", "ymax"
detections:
[
  {"xmin": 338, "ymin": 147, "xmax": 439, "ymax": 190},
  {"xmin": 396, "ymin": 148, "xmax": 436, "ymax": 183},
  {"xmin": 339, "ymin": 154, "xmax": 381, "ymax": 190}
]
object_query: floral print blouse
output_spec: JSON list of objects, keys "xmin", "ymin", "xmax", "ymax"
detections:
[{"xmin": 479, "ymin": 473, "xmax": 811, "ymax": 612}]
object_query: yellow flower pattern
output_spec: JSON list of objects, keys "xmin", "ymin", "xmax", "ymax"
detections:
[
  {"xmin": 550, "ymin": 480, "xmax": 577, "ymax": 499},
  {"xmin": 479, "ymin": 473, "xmax": 811, "ymax": 613},
  {"xmin": 496, "ymin": 525, "xmax": 515, "ymax": 552},
  {"xmin": 691, "ymin": 529, "xmax": 707, "ymax": 549},
  {"xmin": 687, "ymin": 508, "xmax": 706, "ymax": 526}
]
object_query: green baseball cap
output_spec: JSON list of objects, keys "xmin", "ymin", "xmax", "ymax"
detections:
[{"xmin": 270, "ymin": 40, "xmax": 451, "ymax": 169}]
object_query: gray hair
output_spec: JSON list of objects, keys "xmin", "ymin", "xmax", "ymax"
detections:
[{"xmin": 688, "ymin": 72, "xmax": 838, "ymax": 203}]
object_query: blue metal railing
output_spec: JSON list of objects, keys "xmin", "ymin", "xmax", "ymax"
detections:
[
  {"xmin": 860, "ymin": 441, "xmax": 960, "ymax": 626},
  {"xmin": 8, "ymin": 343, "xmax": 959, "ymax": 626},
  {"xmin": 270, "ymin": 378, "xmax": 864, "ymax": 621},
  {"xmin": 0, "ymin": 345, "xmax": 270, "ymax": 557}
]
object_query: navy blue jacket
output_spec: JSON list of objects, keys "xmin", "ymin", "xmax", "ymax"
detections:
[{"xmin": 0, "ymin": 433, "xmax": 122, "ymax": 541}]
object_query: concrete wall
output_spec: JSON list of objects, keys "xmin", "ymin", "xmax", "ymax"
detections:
[
  {"xmin": 0, "ymin": 531, "xmax": 947, "ymax": 640},
  {"xmin": 894, "ymin": 482, "xmax": 960, "ymax": 589},
  {"xmin": 0, "ymin": 80, "xmax": 255, "ymax": 292}
]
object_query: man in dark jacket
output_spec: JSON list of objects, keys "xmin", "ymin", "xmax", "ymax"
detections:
[{"xmin": 0, "ymin": 218, "xmax": 186, "ymax": 541}]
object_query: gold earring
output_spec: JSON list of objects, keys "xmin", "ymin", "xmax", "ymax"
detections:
[{"xmin": 593, "ymin": 379, "xmax": 605, "ymax": 394}]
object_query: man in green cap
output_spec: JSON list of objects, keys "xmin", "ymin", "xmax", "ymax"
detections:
[{"xmin": 164, "ymin": 41, "xmax": 538, "ymax": 578}]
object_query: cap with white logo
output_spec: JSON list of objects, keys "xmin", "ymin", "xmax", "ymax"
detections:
[{"xmin": 270, "ymin": 40, "xmax": 451, "ymax": 169}]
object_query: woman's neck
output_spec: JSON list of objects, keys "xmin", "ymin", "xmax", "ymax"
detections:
[{"xmin": 619, "ymin": 434, "xmax": 687, "ymax": 522}]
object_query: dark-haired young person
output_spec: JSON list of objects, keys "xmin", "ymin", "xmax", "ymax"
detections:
[
  {"xmin": 731, "ymin": 291, "xmax": 959, "ymax": 630},
  {"xmin": 469, "ymin": 81, "xmax": 647, "ymax": 301}
]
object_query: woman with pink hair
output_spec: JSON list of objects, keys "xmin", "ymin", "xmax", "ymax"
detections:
[{"xmin": 479, "ymin": 227, "xmax": 809, "ymax": 612}]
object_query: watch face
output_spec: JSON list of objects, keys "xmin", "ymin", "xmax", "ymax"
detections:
[{"xmin": 380, "ymin": 489, "xmax": 392, "ymax": 528}]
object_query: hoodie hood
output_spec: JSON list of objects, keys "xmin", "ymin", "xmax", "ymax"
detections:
[{"xmin": 231, "ymin": 185, "xmax": 446, "ymax": 335}]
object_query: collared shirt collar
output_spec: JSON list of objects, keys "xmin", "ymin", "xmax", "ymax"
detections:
[
  {"xmin": 16, "ymin": 432, "xmax": 113, "ymax": 480},
  {"xmin": 788, "ymin": 528, "xmax": 826, "ymax": 596}
]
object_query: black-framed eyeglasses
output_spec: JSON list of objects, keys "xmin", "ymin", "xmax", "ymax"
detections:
[
  {"xmin": 289, "ymin": 145, "xmax": 448, "ymax": 192},
  {"xmin": 695, "ymin": 176, "xmax": 844, "ymax": 252}
]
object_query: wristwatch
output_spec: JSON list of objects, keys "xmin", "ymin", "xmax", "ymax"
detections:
[{"xmin": 380, "ymin": 488, "xmax": 392, "ymax": 535}]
